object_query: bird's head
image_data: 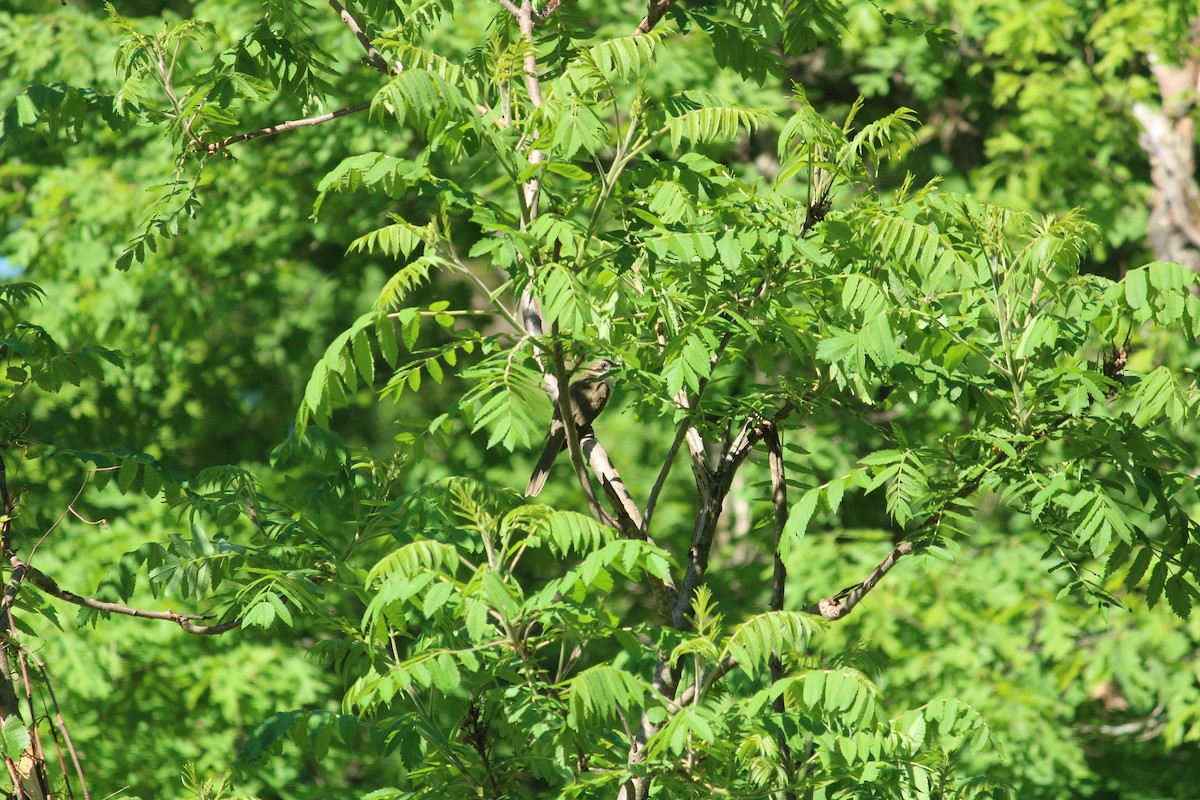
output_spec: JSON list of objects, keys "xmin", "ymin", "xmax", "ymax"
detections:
[{"xmin": 578, "ymin": 358, "xmax": 618, "ymax": 380}]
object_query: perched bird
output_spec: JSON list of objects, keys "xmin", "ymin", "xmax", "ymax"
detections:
[{"xmin": 525, "ymin": 359, "xmax": 615, "ymax": 497}]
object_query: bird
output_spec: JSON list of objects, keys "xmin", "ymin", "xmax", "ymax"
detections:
[{"xmin": 525, "ymin": 359, "xmax": 616, "ymax": 497}]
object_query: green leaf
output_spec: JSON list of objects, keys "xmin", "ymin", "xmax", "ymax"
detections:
[
  {"xmin": 781, "ymin": 488, "xmax": 820, "ymax": 559},
  {"xmin": 1124, "ymin": 267, "xmax": 1148, "ymax": 310},
  {"xmin": 0, "ymin": 724, "xmax": 29, "ymax": 760}
]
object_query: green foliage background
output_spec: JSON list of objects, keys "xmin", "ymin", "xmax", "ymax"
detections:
[{"xmin": 0, "ymin": 0, "xmax": 1198, "ymax": 798}]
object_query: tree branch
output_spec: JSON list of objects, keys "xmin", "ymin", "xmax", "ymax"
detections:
[
  {"xmin": 764, "ymin": 424, "xmax": 787, "ymax": 615},
  {"xmin": 635, "ymin": 0, "xmax": 676, "ymax": 34},
  {"xmin": 640, "ymin": 418, "xmax": 695, "ymax": 537},
  {"xmin": 761, "ymin": 423, "xmax": 800, "ymax": 795},
  {"xmin": 326, "ymin": 0, "xmax": 399, "ymax": 75},
  {"xmin": 200, "ymin": 103, "xmax": 371, "ymax": 155},
  {"xmin": 643, "ymin": 324, "xmax": 732, "ymax": 537},
  {"xmin": 17, "ymin": 559, "xmax": 241, "ymax": 636},
  {"xmin": 670, "ymin": 405, "xmax": 792, "ymax": 629},
  {"xmin": 210, "ymin": 0, "xmax": 542, "ymax": 156},
  {"xmin": 511, "ymin": 0, "xmax": 547, "ymax": 216},
  {"xmin": 18, "ymin": 648, "xmax": 90, "ymax": 800},
  {"xmin": 515, "ymin": 1, "xmax": 544, "ymax": 108},
  {"xmin": 618, "ymin": 650, "xmax": 680, "ymax": 800},
  {"xmin": 0, "ymin": 456, "xmax": 12, "ymax": 558},
  {"xmin": 801, "ymin": 541, "xmax": 916, "ymax": 620},
  {"xmin": 797, "ymin": 416, "xmax": 1063, "ymax": 621},
  {"xmin": 581, "ymin": 436, "xmax": 677, "ymax": 623},
  {"xmin": 1131, "ymin": 24, "xmax": 1200, "ymax": 270}
]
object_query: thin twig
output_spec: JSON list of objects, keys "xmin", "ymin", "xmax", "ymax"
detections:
[
  {"xmin": 30, "ymin": 475, "xmax": 93, "ymax": 563},
  {"xmin": 21, "ymin": 652, "xmax": 89, "ymax": 800},
  {"xmin": 442, "ymin": 246, "xmax": 525, "ymax": 333},
  {"xmin": 199, "ymin": 0, "xmax": 404, "ymax": 156},
  {"xmin": 11, "ymin": 623, "xmax": 48, "ymax": 795},
  {"xmin": 802, "ymin": 541, "xmax": 916, "ymax": 620},
  {"xmin": 639, "ymin": 419, "xmax": 693, "ymax": 537},
  {"xmin": 326, "ymin": 0, "xmax": 398, "ymax": 74},
  {"xmin": 200, "ymin": 103, "xmax": 371, "ymax": 154},
  {"xmin": 642, "ymin": 325, "xmax": 730, "ymax": 537},
  {"xmin": 646, "ymin": 273, "xmax": 776, "ymax": 525},
  {"xmin": 17, "ymin": 559, "xmax": 241, "ymax": 635}
]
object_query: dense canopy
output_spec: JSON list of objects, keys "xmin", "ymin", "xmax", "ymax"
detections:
[{"xmin": 1, "ymin": 1, "xmax": 1198, "ymax": 799}]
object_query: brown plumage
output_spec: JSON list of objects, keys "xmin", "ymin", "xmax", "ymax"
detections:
[{"xmin": 525, "ymin": 359, "xmax": 615, "ymax": 497}]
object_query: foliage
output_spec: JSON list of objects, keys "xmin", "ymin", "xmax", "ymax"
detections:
[{"xmin": 0, "ymin": 1, "xmax": 1198, "ymax": 799}]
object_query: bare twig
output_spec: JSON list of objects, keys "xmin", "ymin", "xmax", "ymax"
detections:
[
  {"xmin": 326, "ymin": 0, "xmax": 399, "ymax": 74},
  {"xmin": 197, "ymin": 1, "xmax": 394, "ymax": 155},
  {"xmin": 640, "ymin": 418, "xmax": 695, "ymax": 537},
  {"xmin": 20, "ymin": 650, "xmax": 90, "ymax": 800},
  {"xmin": 802, "ymin": 541, "xmax": 916, "ymax": 620},
  {"xmin": 643, "ymin": 325, "xmax": 732, "ymax": 537},
  {"xmin": 11, "ymin": 630, "xmax": 47, "ymax": 796},
  {"xmin": 30, "ymin": 475, "xmax": 94, "ymax": 563},
  {"xmin": 200, "ymin": 103, "xmax": 371, "ymax": 154},
  {"xmin": 17, "ymin": 559, "xmax": 241, "ymax": 636}
]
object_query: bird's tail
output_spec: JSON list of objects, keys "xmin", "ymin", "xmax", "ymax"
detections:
[{"xmin": 525, "ymin": 431, "xmax": 565, "ymax": 497}]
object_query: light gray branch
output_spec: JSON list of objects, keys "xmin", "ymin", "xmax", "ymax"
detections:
[{"xmin": 801, "ymin": 541, "xmax": 916, "ymax": 620}]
